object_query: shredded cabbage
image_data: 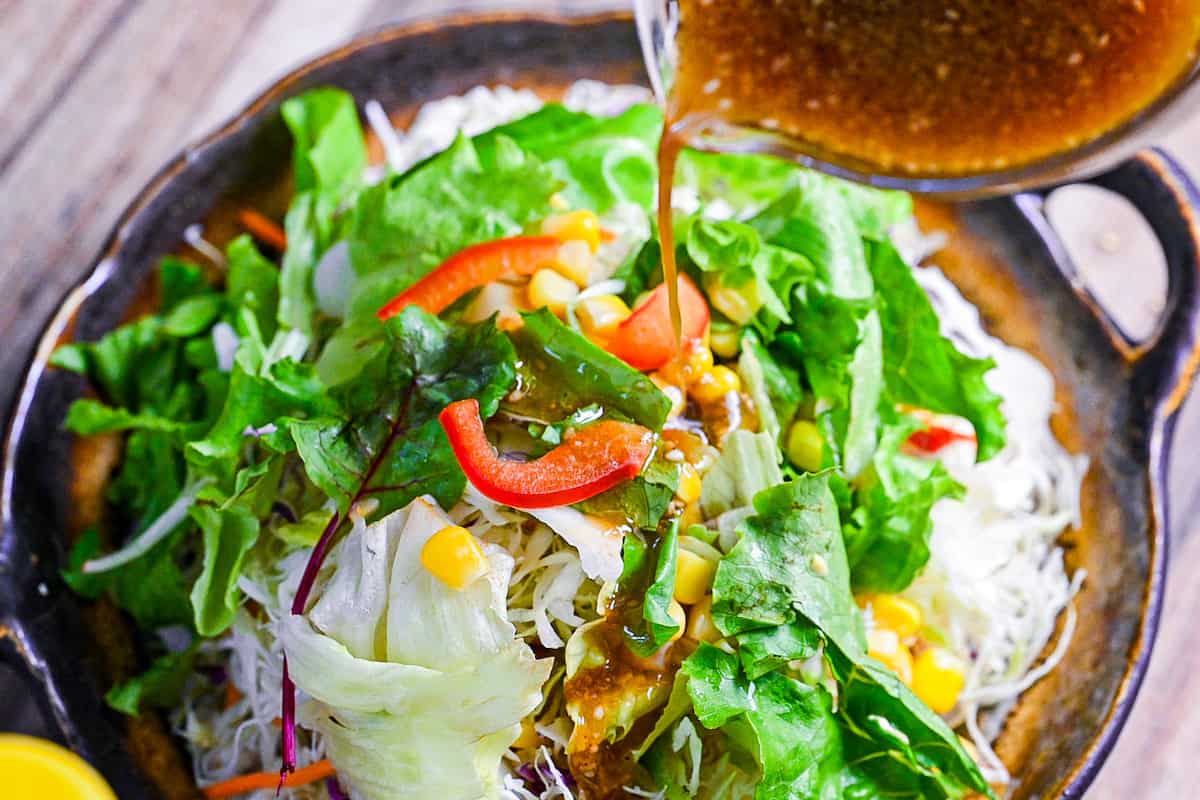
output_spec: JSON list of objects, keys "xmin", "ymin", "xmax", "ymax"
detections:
[{"xmin": 899, "ymin": 260, "xmax": 1088, "ymax": 785}]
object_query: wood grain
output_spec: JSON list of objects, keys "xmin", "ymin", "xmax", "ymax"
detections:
[{"xmin": 0, "ymin": 1, "xmax": 1195, "ymax": 797}]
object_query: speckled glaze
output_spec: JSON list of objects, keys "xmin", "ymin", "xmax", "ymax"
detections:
[{"xmin": 1, "ymin": 12, "xmax": 1197, "ymax": 800}]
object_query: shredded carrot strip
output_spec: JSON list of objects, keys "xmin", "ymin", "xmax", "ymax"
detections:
[
  {"xmin": 201, "ymin": 759, "xmax": 334, "ymax": 799},
  {"xmin": 237, "ymin": 209, "xmax": 287, "ymax": 251},
  {"xmin": 223, "ymin": 682, "xmax": 242, "ymax": 710}
]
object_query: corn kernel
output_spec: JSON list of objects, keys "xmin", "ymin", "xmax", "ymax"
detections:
[
  {"xmin": 866, "ymin": 594, "xmax": 923, "ymax": 640},
  {"xmin": 686, "ymin": 595, "xmax": 721, "ymax": 642},
  {"xmin": 786, "ymin": 419, "xmax": 824, "ymax": 473},
  {"xmin": 420, "ymin": 525, "xmax": 489, "ymax": 590},
  {"xmin": 527, "ymin": 268, "xmax": 579, "ymax": 316},
  {"xmin": 709, "ymin": 325, "xmax": 743, "ymax": 359},
  {"xmin": 677, "ymin": 502, "xmax": 703, "ymax": 529},
  {"xmin": 542, "ymin": 210, "xmax": 603, "ymax": 252},
  {"xmin": 683, "ymin": 341, "xmax": 714, "ymax": 382},
  {"xmin": 512, "ymin": 717, "xmax": 540, "ymax": 749},
  {"xmin": 674, "ymin": 548, "xmax": 717, "ymax": 605},
  {"xmin": 577, "ymin": 294, "xmax": 632, "ymax": 339},
  {"xmin": 707, "ymin": 282, "xmax": 760, "ymax": 326},
  {"xmin": 464, "ymin": 281, "xmax": 526, "ymax": 325},
  {"xmin": 675, "ymin": 463, "xmax": 703, "ymax": 505},
  {"xmin": 690, "ymin": 365, "xmax": 742, "ymax": 404},
  {"xmin": 551, "ymin": 239, "xmax": 595, "ymax": 286},
  {"xmin": 678, "ymin": 535, "xmax": 723, "ymax": 562},
  {"xmin": 867, "ymin": 629, "xmax": 914, "ymax": 685},
  {"xmin": 650, "ymin": 373, "xmax": 686, "ymax": 418},
  {"xmin": 667, "ymin": 599, "xmax": 687, "ymax": 641},
  {"xmin": 912, "ymin": 647, "xmax": 966, "ymax": 714}
]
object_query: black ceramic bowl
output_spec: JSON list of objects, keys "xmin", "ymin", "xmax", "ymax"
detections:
[{"xmin": 2, "ymin": 11, "xmax": 1198, "ymax": 800}]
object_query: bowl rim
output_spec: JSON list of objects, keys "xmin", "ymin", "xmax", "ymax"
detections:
[{"xmin": 0, "ymin": 9, "xmax": 1188, "ymax": 799}]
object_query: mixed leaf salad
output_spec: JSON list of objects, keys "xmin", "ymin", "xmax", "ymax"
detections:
[{"xmin": 54, "ymin": 81, "xmax": 1084, "ymax": 800}]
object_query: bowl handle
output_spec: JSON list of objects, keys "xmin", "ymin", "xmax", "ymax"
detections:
[{"xmin": 1018, "ymin": 149, "xmax": 1200, "ymax": 419}]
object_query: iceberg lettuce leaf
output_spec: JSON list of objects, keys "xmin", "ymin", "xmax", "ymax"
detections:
[{"xmin": 284, "ymin": 497, "xmax": 550, "ymax": 800}]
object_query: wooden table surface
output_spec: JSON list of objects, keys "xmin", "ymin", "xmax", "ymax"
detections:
[{"xmin": 1, "ymin": 1, "xmax": 1196, "ymax": 797}]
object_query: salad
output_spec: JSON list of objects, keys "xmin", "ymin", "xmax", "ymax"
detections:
[{"xmin": 53, "ymin": 81, "xmax": 1085, "ymax": 800}]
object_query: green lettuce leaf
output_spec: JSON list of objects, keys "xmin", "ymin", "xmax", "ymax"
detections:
[
  {"xmin": 866, "ymin": 238, "xmax": 1006, "ymax": 460},
  {"xmin": 699, "ymin": 430, "xmax": 783, "ymax": 520},
  {"xmin": 280, "ymin": 192, "xmax": 344, "ymax": 332},
  {"xmin": 105, "ymin": 643, "xmax": 198, "ymax": 716},
  {"xmin": 845, "ymin": 412, "xmax": 964, "ymax": 593},
  {"xmin": 63, "ymin": 399, "xmax": 191, "ymax": 436},
  {"xmin": 675, "ymin": 149, "xmax": 797, "ymax": 213},
  {"xmin": 751, "ymin": 173, "xmax": 884, "ymax": 476},
  {"xmin": 683, "ymin": 644, "xmax": 845, "ymax": 800},
  {"xmin": 712, "ymin": 474, "xmax": 864, "ymax": 661},
  {"xmin": 737, "ymin": 331, "xmax": 801, "ymax": 445},
  {"xmin": 226, "ymin": 234, "xmax": 280, "ymax": 340},
  {"xmin": 185, "ymin": 349, "xmax": 336, "ymax": 483},
  {"xmin": 615, "ymin": 521, "xmax": 682, "ymax": 657},
  {"xmin": 346, "ymin": 133, "xmax": 558, "ymax": 318},
  {"xmin": 288, "ymin": 307, "xmax": 516, "ymax": 519},
  {"xmin": 477, "ymin": 103, "xmax": 662, "ymax": 213},
  {"xmin": 189, "ymin": 504, "xmax": 260, "ymax": 636},
  {"xmin": 278, "ymin": 87, "xmax": 366, "ymax": 332},
  {"xmin": 62, "ymin": 529, "xmax": 193, "ymax": 631},
  {"xmin": 684, "ymin": 218, "xmax": 811, "ymax": 330},
  {"xmin": 282, "ymin": 87, "xmax": 367, "ymax": 194},
  {"xmin": 575, "ymin": 457, "xmax": 678, "ymax": 530},
  {"xmin": 828, "ymin": 650, "xmax": 993, "ymax": 799},
  {"xmin": 51, "ymin": 317, "xmax": 167, "ymax": 411},
  {"xmin": 159, "ymin": 256, "xmax": 209, "ymax": 310},
  {"xmin": 613, "ymin": 235, "xmax": 665, "ymax": 303},
  {"xmin": 162, "ymin": 294, "xmax": 223, "ymax": 338}
]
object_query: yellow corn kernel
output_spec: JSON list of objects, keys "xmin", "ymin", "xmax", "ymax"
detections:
[
  {"xmin": 707, "ymin": 283, "xmax": 759, "ymax": 326},
  {"xmin": 683, "ymin": 341, "xmax": 715, "ymax": 383},
  {"xmin": 690, "ymin": 365, "xmax": 742, "ymax": 404},
  {"xmin": 674, "ymin": 548, "xmax": 717, "ymax": 605},
  {"xmin": 686, "ymin": 595, "xmax": 721, "ymax": 642},
  {"xmin": 527, "ymin": 268, "xmax": 579, "ymax": 316},
  {"xmin": 912, "ymin": 647, "xmax": 966, "ymax": 714},
  {"xmin": 867, "ymin": 629, "xmax": 914, "ymax": 685},
  {"xmin": 678, "ymin": 534, "xmax": 723, "ymax": 562},
  {"xmin": 709, "ymin": 325, "xmax": 743, "ymax": 359},
  {"xmin": 420, "ymin": 526, "xmax": 489, "ymax": 590},
  {"xmin": 667, "ymin": 599, "xmax": 687, "ymax": 641},
  {"xmin": 577, "ymin": 294, "xmax": 632, "ymax": 339},
  {"xmin": 675, "ymin": 463, "xmax": 703, "ymax": 505},
  {"xmin": 866, "ymin": 594, "xmax": 923, "ymax": 640},
  {"xmin": 542, "ymin": 210, "xmax": 603, "ymax": 252},
  {"xmin": 786, "ymin": 419, "xmax": 824, "ymax": 473},
  {"xmin": 512, "ymin": 717, "xmax": 540, "ymax": 749},
  {"xmin": 677, "ymin": 501, "xmax": 703, "ymax": 529},
  {"xmin": 550, "ymin": 239, "xmax": 595, "ymax": 286},
  {"xmin": 650, "ymin": 373, "xmax": 686, "ymax": 418}
]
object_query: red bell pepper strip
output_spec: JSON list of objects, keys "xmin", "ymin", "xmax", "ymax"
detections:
[
  {"xmin": 439, "ymin": 398, "xmax": 655, "ymax": 508},
  {"xmin": 377, "ymin": 235, "xmax": 562, "ymax": 319},
  {"xmin": 605, "ymin": 275, "xmax": 710, "ymax": 371},
  {"xmin": 907, "ymin": 424, "xmax": 976, "ymax": 453}
]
